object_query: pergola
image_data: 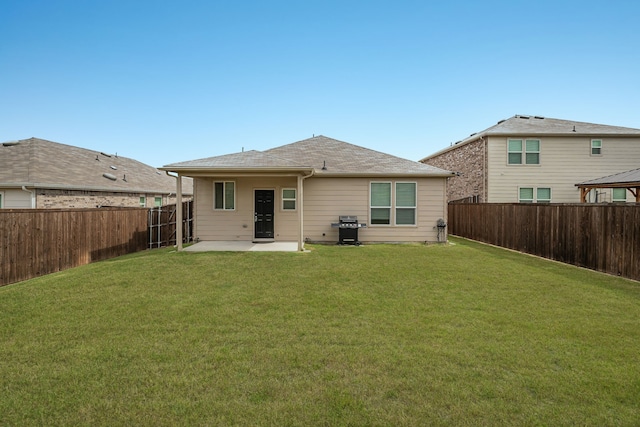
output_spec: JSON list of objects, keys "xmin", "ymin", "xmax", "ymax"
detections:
[{"xmin": 576, "ymin": 168, "xmax": 640, "ymax": 203}]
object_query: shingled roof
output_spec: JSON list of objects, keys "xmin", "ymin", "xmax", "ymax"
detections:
[
  {"xmin": 0, "ymin": 137, "xmax": 192, "ymax": 194},
  {"xmin": 163, "ymin": 135, "xmax": 453, "ymax": 177},
  {"xmin": 422, "ymin": 115, "xmax": 640, "ymax": 160}
]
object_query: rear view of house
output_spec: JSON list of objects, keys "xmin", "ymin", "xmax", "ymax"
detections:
[
  {"xmin": 160, "ymin": 135, "xmax": 455, "ymax": 250},
  {"xmin": 421, "ymin": 115, "xmax": 640, "ymax": 203}
]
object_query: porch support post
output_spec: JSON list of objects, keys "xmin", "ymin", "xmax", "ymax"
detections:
[
  {"xmin": 579, "ymin": 187, "xmax": 590, "ymax": 203},
  {"xmin": 176, "ymin": 174, "xmax": 183, "ymax": 251},
  {"xmin": 297, "ymin": 174, "xmax": 304, "ymax": 251},
  {"xmin": 632, "ymin": 187, "xmax": 640, "ymax": 203}
]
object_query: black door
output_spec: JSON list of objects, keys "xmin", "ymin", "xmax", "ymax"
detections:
[{"xmin": 254, "ymin": 190, "xmax": 274, "ymax": 239}]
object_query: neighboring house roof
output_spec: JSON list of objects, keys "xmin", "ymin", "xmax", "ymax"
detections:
[
  {"xmin": 421, "ymin": 115, "xmax": 640, "ymax": 161},
  {"xmin": 163, "ymin": 135, "xmax": 454, "ymax": 177},
  {"xmin": 576, "ymin": 167, "xmax": 640, "ymax": 187},
  {"xmin": 0, "ymin": 137, "xmax": 193, "ymax": 194}
]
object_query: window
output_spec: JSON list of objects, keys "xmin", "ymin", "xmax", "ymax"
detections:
[
  {"xmin": 214, "ymin": 181, "xmax": 235, "ymax": 210},
  {"xmin": 370, "ymin": 182, "xmax": 418, "ymax": 226},
  {"xmin": 154, "ymin": 197, "xmax": 162, "ymax": 207},
  {"xmin": 370, "ymin": 182, "xmax": 391, "ymax": 225},
  {"xmin": 519, "ymin": 187, "xmax": 534, "ymax": 203},
  {"xmin": 0, "ymin": 191, "xmax": 3, "ymax": 208},
  {"xmin": 139, "ymin": 196, "xmax": 146, "ymax": 207},
  {"xmin": 536, "ymin": 187, "xmax": 551, "ymax": 203},
  {"xmin": 525, "ymin": 140, "xmax": 540, "ymax": 164},
  {"xmin": 591, "ymin": 139, "xmax": 602, "ymax": 155},
  {"xmin": 612, "ymin": 188, "xmax": 627, "ymax": 202},
  {"xmin": 395, "ymin": 182, "xmax": 416, "ymax": 225},
  {"xmin": 282, "ymin": 188, "xmax": 296, "ymax": 210},
  {"xmin": 508, "ymin": 139, "xmax": 522, "ymax": 164},
  {"xmin": 519, "ymin": 187, "xmax": 551, "ymax": 203},
  {"xmin": 508, "ymin": 139, "xmax": 540, "ymax": 165}
]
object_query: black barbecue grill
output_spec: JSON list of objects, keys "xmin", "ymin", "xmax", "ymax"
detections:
[{"xmin": 331, "ymin": 215, "xmax": 367, "ymax": 245}]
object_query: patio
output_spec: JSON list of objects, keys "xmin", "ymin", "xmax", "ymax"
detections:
[{"xmin": 183, "ymin": 241, "xmax": 300, "ymax": 252}]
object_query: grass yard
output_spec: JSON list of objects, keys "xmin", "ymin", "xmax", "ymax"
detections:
[{"xmin": 1, "ymin": 237, "xmax": 639, "ymax": 426}]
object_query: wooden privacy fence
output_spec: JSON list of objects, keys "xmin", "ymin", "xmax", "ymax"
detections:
[
  {"xmin": 0, "ymin": 208, "xmax": 148, "ymax": 287},
  {"xmin": 148, "ymin": 201, "xmax": 193, "ymax": 248},
  {"xmin": 448, "ymin": 203, "xmax": 640, "ymax": 281}
]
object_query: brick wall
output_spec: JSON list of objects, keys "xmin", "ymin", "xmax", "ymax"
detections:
[
  {"xmin": 421, "ymin": 138, "xmax": 486, "ymax": 202},
  {"xmin": 36, "ymin": 189, "xmax": 168, "ymax": 209}
]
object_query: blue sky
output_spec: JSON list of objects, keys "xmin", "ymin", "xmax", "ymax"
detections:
[{"xmin": 2, "ymin": 0, "xmax": 639, "ymax": 167}]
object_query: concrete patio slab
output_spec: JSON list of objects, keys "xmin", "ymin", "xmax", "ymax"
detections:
[{"xmin": 184, "ymin": 241, "xmax": 299, "ymax": 252}]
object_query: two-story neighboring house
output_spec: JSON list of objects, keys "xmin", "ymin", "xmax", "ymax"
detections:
[{"xmin": 420, "ymin": 115, "xmax": 640, "ymax": 203}]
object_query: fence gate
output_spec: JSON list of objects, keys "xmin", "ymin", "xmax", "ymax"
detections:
[{"xmin": 148, "ymin": 201, "xmax": 193, "ymax": 248}]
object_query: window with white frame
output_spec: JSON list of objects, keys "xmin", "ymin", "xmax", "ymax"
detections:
[
  {"xmin": 154, "ymin": 196, "xmax": 162, "ymax": 207},
  {"xmin": 612, "ymin": 188, "xmax": 627, "ymax": 202},
  {"xmin": 282, "ymin": 188, "xmax": 296, "ymax": 210},
  {"xmin": 536, "ymin": 187, "xmax": 551, "ymax": 203},
  {"xmin": 139, "ymin": 196, "xmax": 146, "ymax": 207},
  {"xmin": 508, "ymin": 139, "xmax": 540, "ymax": 165},
  {"xmin": 519, "ymin": 187, "xmax": 534, "ymax": 203},
  {"xmin": 395, "ymin": 182, "xmax": 416, "ymax": 225},
  {"xmin": 519, "ymin": 187, "xmax": 551, "ymax": 203},
  {"xmin": 214, "ymin": 181, "xmax": 235, "ymax": 210},
  {"xmin": 0, "ymin": 191, "xmax": 3, "ymax": 208},
  {"xmin": 591, "ymin": 139, "xmax": 602, "ymax": 155},
  {"xmin": 370, "ymin": 182, "xmax": 391, "ymax": 225}
]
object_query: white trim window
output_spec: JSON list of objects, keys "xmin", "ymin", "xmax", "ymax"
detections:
[
  {"xmin": 519, "ymin": 187, "xmax": 551, "ymax": 203},
  {"xmin": 395, "ymin": 182, "xmax": 417, "ymax": 225},
  {"xmin": 370, "ymin": 182, "xmax": 392, "ymax": 225},
  {"xmin": 536, "ymin": 187, "xmax": 551, "ymax": 203},
  {"xmin": 591, "ymin": 139, "xmax": 602, "ymax": 156},
  {"xmin": 214, "ymin": 181, "xmax": 235, "ymax": 210},
  {"xmin": 154, "ymin": 196, "xmax": 162, "ymax": 207},
  {"xmin": 139, "ymin": 196, "xmax": 146, "ymax": 207},
  {"xmin": 612, "ymin": 188, "xmax": 627, "ymax": 202},
  {"xmin": 0, "ymin": 191, "xmax": 4, "ymax": 208},
  {"xmin": 508, "ymin": 139, "xmax": 540, "ymax": 165},
  {"xmin": 282, "ymin": 188, "xmax": 296, "ymax": 210}
]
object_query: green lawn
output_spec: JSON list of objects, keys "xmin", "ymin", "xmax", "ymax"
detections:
[{"xmin": 1, "ymin": 237, "xmax": 639, "ymax": 426}]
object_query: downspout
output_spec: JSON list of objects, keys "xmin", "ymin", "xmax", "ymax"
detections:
[
  {"xmin": 165, "ymin": 171, "xmax": 183, "ymax": 251},
  {"xmin": 21, "ymin": 186, "xmax": 36, "ymax": 208},
  {"xmin": 298, "ymin": 169, "xmax": 315, "ymax": 251}
]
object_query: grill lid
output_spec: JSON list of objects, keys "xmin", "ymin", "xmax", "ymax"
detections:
[{"xmin": 339, "ymin": 215, "xmax": 358, "ymax": 223}]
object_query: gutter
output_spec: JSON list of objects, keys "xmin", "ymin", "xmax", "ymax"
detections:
[
  {"xmin": 0, "ymin": 182, "xmax": 187, "ymax": 196},
  {"xmin": 315, "ymin": 172, "xmax": 457, "ymax": 178}
]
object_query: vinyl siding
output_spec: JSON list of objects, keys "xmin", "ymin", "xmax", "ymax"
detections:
[
  {"xmin": 0, "ymin": 188, "xmax": 33, "ymax": 208},
  {"xmin": 193, "ymin": 176, "xmax": 449, "ymax": 243},
  {"xmin": 303, "ymin": 177, "xmax": 447, "ymax": 243},
  {"xmin": 194, "ymin": 176, "xmax": 299, "ymax": 241},
  {"xmin": 487, "ymin": 136, "xmax": 640, "ymax": 203}
]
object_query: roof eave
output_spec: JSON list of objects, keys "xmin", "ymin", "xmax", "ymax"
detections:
[
  {"xmin": 0, "ymin": 182, "xmax": 192, "ymax": 195},
  {"xmin": 315, "ymin": 172, "xmax": 456, "ymax": 178},
  {"xmin": 158, "ymin": 166, "xmax": 315, "ymax": 176},
  {"xmin": 420, "ymin": 135, "xmax": 485, "ymax": 162},
  {"xmin": 576, "ymin": 181, "xmax": 640, "ymax": 187}
]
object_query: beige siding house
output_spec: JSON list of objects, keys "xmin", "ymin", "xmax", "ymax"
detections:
[
  {"xmin": 0, "ymin": 138, "xmax": 192, "ymax": 209},
  {"xmin": 160, "ymin": 136, "xmax": 454, "ymax": 250},
  {"xmin": 421, "ymin": 115, "xmax": 640, "ymax": 203}
]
